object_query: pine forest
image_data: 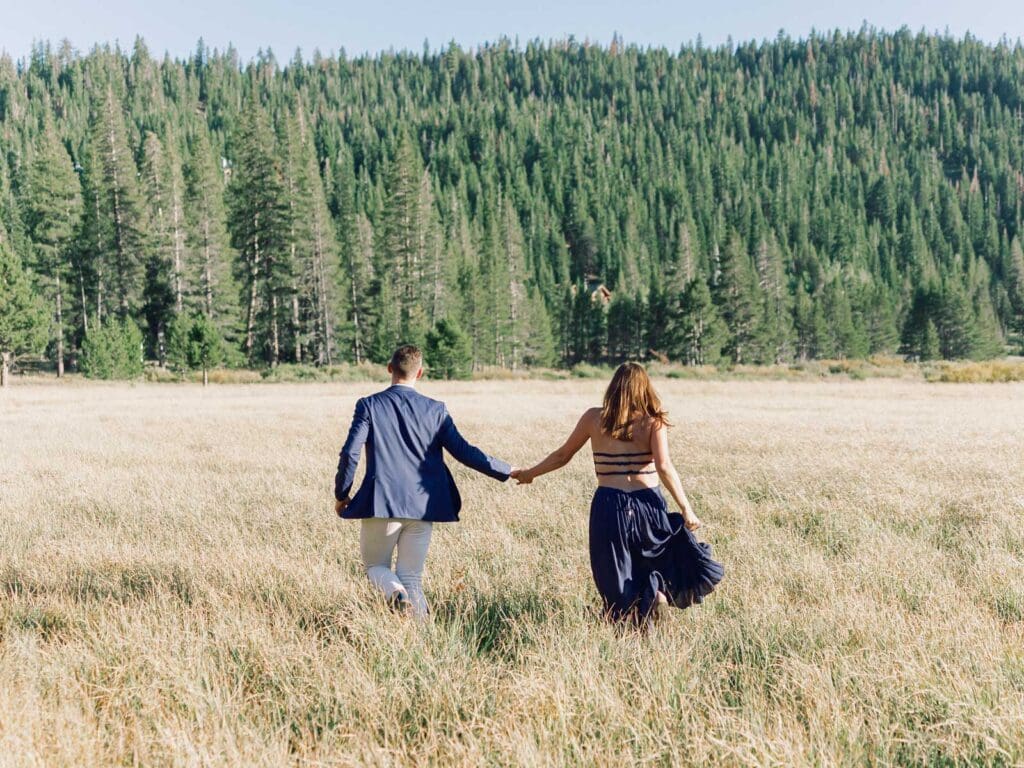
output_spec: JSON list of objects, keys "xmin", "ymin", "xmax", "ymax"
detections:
[{"xmin": 3, "ymin": 29, "xmax": 1024, "ymax": 377}]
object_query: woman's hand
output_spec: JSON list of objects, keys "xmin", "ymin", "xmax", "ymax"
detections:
[
  {"xmin": 511, "ymin": 468, "xmax": 535, "ymax": 485},
  {"xmin": 682, "ymin": 507, "xmax": 702, "ymax": 531}
]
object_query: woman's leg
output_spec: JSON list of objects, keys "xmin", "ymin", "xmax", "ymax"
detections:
[
  {"xmin": 394, "ymin": 520, "xmax": 433, "ymax": 619},
  {"xmin": 589, "ymin": 494, "xmax": 635, "ymax": 623},
  {"xmin": 359, "ymin": 519, "xmax": 405, "ymax": 601}
]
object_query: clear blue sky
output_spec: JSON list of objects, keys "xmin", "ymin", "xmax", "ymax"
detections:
[{"xmin": 2, "ymin": 0, "xmax": 1022, "ymax": 62}]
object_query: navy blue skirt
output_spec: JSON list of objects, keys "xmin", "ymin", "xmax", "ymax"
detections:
[{"xmin": 589, "ymin": 486, "xmax": 724, "ymax": 624}]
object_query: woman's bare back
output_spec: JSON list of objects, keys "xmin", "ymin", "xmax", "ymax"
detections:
[{"xmin": 583, "ymin": 408, "xmax": 660, "ymax": 491}]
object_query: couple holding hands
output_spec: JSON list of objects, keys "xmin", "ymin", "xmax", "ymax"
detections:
[{"xmin": 334, "ymin": 345, "xmax": 723, "ymax": 629}]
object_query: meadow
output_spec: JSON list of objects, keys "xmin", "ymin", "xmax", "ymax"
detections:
[{"xmin": 1, "ymin": 378, "xmax": 1023, "ymax": 766}]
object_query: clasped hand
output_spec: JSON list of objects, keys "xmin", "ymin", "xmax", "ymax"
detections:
[{"xmin": 509, "ymin": 468, "xmax": 533, "ymax": 485}]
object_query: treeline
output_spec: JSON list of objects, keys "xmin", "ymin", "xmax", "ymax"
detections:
[{"xmin": 2, "ymin": 29, "xmax": 1024, "ymax": 382}]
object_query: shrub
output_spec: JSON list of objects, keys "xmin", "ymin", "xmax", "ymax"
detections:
[
  {"xmin": 80, "ymin": 320, "xmax": 144, "ymax": 380},
  {"xmin": 928, "ymin": 360, "xmax": 1024, "ymax": 383},
  {"xmin": 425, "ymin": 319, "xmax": 472, "ymax": 380},
  {"xmin": 259, "ymin": 363, "xmax": 390, "ymax": 383},
  {"xmin": 166, "ymin": 315, "xmax": 226, "ymax": 385},
  {"xmin": 165, "ymin": 317, "xmax": 191, "ymax": 375},
  {"xmin": 260, "ymin": 364, "xmax": 323, "ymax": 382},
  {"xmin": 185, "ymin": 315, "xmax": 224, "ymax": 386},
  {"xmin": 570, "ymin": 363, "xmax": 613, "ymax": 379}
]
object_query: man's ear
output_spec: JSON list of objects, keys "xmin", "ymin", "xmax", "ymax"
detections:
[
  {"xmin": 415, "ymin": 367, "xmax": 424, "ymax": 380},
  {"xmin": 387, "ymin": 363, "xmax": 394, "ymax": 375}
]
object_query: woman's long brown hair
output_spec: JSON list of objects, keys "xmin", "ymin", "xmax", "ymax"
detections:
[{"xmin": 599, "ymin": 362, "xmax": 670, "ymax": 441}]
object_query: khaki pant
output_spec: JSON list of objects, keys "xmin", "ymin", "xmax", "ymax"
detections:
[{"xmin": 359, "ymin": 518, "xmax": 433, "ymax": 618}]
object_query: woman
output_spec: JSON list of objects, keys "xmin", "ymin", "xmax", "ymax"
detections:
[{"xmin": 513, "ymin": 362, "xmax": 723, "ymax": 627}]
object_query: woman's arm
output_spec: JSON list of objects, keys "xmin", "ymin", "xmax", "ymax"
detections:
[
  {"xmin": 651, "ymin": 422, "xmax": 702, "ymax": 530},
  {"xmin": 514, "ymin": 409, "xmax": 595, "ymax": 484}
]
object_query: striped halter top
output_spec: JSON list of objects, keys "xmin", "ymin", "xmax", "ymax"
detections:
[{"xmin": 592, "ymin": 450, "xmax": 656, "ymax": 476}]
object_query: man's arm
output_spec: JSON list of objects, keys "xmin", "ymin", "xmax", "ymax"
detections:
[
  {"xmin": 335, "ymin": 398, "xmax": 370, "ymax": 506},
  {"xmin": 439, "ymin": 408, "xmax": 512, "ymax": 481}
]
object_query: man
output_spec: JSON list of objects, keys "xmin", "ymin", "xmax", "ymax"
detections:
[{"xmin": 334, "ymin": 344, "xmax": 513, "ymax": 618}]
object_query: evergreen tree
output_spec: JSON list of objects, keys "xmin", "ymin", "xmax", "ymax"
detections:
[
  {"xmin": 1005, "ymin": 238, "xmax": 1024, "ymax": 351},
  {"xmin": 522, "ymin": 285, "xmax": 557, "ymax": 367},
  {"xmin": 921, "ymin": 319, "xmax": 941, "ymax": 362},
  {"xmin": 809, "ymin": 293, "xmax": 833, "ymax": 359},
  {"xmin": 793, "ymin": 283, "xmax": 816, "ymax": 361},
  {"xmin": 141, "ymin": 129, "xmax": 187, "ymax": 315},
  {"xmin": 497, "ymin": 195, "xmax": 530, "ymax": 369},
  {"xmin": 187, "ymin": 312, "xmax": 224, "ymax": 385},
  {"xmin": 645, "ymin": 273, "xmax": 672, "ymax": 359},
  {"xmin": 475, "ymin": 204, "xmax": 503, "ymax": 366},
  {"xmin": 85, "ymin": 85, "xmax": 151, "ymax": 320},
  {"xmin": 455, "ymin": 216, "xmax": 487, "ymax": 368},
  {"xmin": 25, "ymin": 113, "xmax": 83, "ymax": 376},
  {"xmin": 935, "ymin": 278, "xmax": 978, "ymax": 360},
  {"xmin": 754, "ymin": 237, "xmax": 794, "ymax": 363},
  {"xmin": 967, "ymin": 262, "xmax": 1004, "ymax": 360},
  {"xmin": 344, "ymin": 212, "xmax": 376, "ymax": 364},
  {"xmin": 140, "ymin": 129, "xmax": 187, "ymax": 361},
  {"xmin": 424, "ymin": 317, "xmax": 472, "ymax": 379},
  {"xmin": 0, "ymin": 238, "xmax": 49, "ymax": 387},
  {"xmin": 80, "ymin": 319, "xmax": 144, "ymax": 380},
  {"xmin": 607, "ymin": 292, "xmax": 640, "ymax": 363},
  {"xmin": 672, "ymin": 276, "xmax": 727, "ymax": 366},
  {"xmin": 227, "ymin": 96, "xmax": 291, "ymax": 365},
  {"xmin": 713, "ymin": 234, "xmax": 761, "ymax": 364},
  {"xmin": 564, "ymin": 281, "xmax": 607, "ymax": 364},
  {"xmin": 864, "ymin": 285, "xmax": 900, "ymax": 355},
  {"xmin": 822, "ymin": 278, "xmax": 869, "ymax": 359},
  {"xmin": 284, "ymin": 108, "xmax": 338, "ymax": 365},
  {"xmin": 184, "ymin": 126, "xmax": 237, "ymax": 336},
  {"xmin": 166, "ymin": 314, "xmax": 193, "ymax": 374},
  {"xmin": 901, "ymin": 286, "xmax": 940, "ymax": 361},
  {"xmin": 379, "ymin": 135, "xmax": 430, "ymax": 348}
]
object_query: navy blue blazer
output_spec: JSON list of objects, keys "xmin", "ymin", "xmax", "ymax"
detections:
[{"xmin": 334, "ymin": 384, "xmax": 511, "ymax": 522}]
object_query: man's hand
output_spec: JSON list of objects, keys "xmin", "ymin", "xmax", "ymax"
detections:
[{"xmin": 334, "ymin": 497, "xmax": 351, "ymax": 516}]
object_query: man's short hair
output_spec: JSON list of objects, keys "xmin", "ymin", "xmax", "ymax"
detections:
[{"xmin": 390, "ymin": 345, "xmax": 423, "ymax": 378}]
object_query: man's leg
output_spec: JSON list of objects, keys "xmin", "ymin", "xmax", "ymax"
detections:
[
  {"xmin": 394, "ymin": 520, "xmax": 433, "ymax": 618},
  {"xmin": 359, "ymin": 519, "xmax": 406, "ymax": 601}
]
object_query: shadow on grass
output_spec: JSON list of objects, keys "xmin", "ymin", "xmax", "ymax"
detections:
[
  {"xmin": 430, "ymin": 589, "xmax": 556, "ymax": 662},
  {"xmin": 294, "ymin": 600, "xmax": 355, "ymax": 645},
  {"xmin": 6, "ymin": 605, "xmax": 75, "ymax": 643},
  {"xmin": 1, "ymin": 562, "xmax": 196, "ymax": 605}
]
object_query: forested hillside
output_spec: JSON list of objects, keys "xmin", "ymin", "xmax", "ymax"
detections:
[{"xmin": 2, "ymin": 29, "xmax": 1024, "ymax": 375}]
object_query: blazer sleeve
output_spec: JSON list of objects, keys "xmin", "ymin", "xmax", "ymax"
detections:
[
  {"xmin": 335, "ymin": 398, "xmax": 370, "ymax": 500},
  {"xmin": 439, "ymin": 406, "xmax": 512, "ymax": 481}
]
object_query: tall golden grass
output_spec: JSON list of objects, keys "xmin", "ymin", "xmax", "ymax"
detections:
[{"xmin": 1, "ymin": 379, "xmax": 1023, "ymax": 766}]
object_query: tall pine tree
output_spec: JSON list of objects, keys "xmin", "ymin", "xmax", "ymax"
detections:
[
  {"xmin": 25, "ymin": 112, "xmax": 83, "ymax": 375},
  {"xmin": 184, "ymin": 125, "xmax": 237, "ymax": 339},
  {"xmin": 85, "ymin": 85, "xmax": 150, "ymax": 321},
  {"xmin": 228, "ymin": 95, "xmax": 291, "ymax": 365}
]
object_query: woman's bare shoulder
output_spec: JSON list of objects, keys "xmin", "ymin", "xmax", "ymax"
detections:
[
  {"xmin": 643, "ymin": 416, "xmax": 668, "ymax": 440},
  {"xmin": 579, "ymin": 407, "xmax": 601, "ymax": 430},
  {"xmin": 642, "ymin": 413, "xmax": 664, "ymax": 430}
]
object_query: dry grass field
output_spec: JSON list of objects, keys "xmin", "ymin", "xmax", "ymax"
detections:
[{"xmin": 2, "ymin": 378, "xmax": 1024, "ymax": 766}]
